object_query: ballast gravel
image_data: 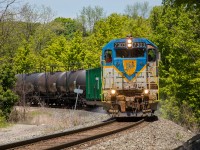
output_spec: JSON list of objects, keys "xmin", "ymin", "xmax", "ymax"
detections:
[
  {"xmin": 86, "ymin": 118, "xmax": 195, "ymax": 150},
  {"xmin": 0, "ymin": 107, "xmax": 196, "ymax": 150}
]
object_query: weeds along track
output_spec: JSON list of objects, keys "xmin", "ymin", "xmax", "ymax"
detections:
[{"xmin": 0, "ymin": 117, "xmax": 147, "ymax": 150}]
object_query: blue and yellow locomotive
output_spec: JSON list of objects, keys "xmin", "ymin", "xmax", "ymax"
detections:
[{"xmin": 86, "ymin": 35, "xmax": 159, "ymax": 116}]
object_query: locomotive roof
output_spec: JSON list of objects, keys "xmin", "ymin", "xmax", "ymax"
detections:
[{"xmin": 103, "ymin": 37, "xmax": 158, "ymax": 50}]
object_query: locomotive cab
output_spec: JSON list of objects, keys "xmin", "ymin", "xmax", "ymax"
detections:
[{"xmin": 101, "ymin": 35, "xmax": 159, "ymax": 117}]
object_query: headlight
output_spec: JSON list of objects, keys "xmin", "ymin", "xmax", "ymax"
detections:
[
  {"xmin": 111, "ymin": 89, "xmax": 116, "ymax": 95},
  {"xmin": 127, "ymin": 38, "xmax": 132, "ymax": 48},
  {"xmin": 127, "ymin": 43, "xmax": 132, "ymax": 48},
  {"xmin": 127, "ymin": 39, "xmax": 132, "ymax": 44},
  {"xmin": 144, "ymin": 89, "xmax": 149, "ymax": 94}
]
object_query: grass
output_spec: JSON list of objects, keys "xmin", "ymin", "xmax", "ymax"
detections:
[
  {"xmin": 6, "ymin": 106, "xmax": 109, "ymax": 133},
  {"xmin": 0, "ymin": 116, "xmax": 7, "ymax": 128}
]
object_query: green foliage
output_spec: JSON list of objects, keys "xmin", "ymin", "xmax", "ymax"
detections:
[
  {"xmin": 0, "ymin": 64, "xmax": 16, "ymax": 90},
  {"xmin": 93, "ymin": 13, "xmax": 152, "ymax": 46},
  {"xmin": 54, "ymin": 17, "xmax": 82, "ymax": 39},
  {"xmin": 0, "ymin": 64, "xmax": 18, "ymax": 120},
  {"xmin": 163, "ymin": 0, "xmax": 200, "ymax": 9},
  {"xmin": 14, "ymin": 40, "xmax": 36, "ymax": 73},
  {"xmin": 41, "ymin": 35, "xmax": 69, "ymax": 71},
  {"xmin": 0, "ymin": 88, "xmax": 18, "ymax": 120},
  {"xmin": 33, "ymin": 23, "xmax": 58, "ymax": 53},
  {"xmin": 0, "ymin": 113, "xmax": 7, "ymax": 128},
  {"xmin": 150, "ymin": 3, "xmax": 200, "ymax": 129},
  {"xmin": 64, "ymin": 31, "xmax": 86, "ymax": 70}
]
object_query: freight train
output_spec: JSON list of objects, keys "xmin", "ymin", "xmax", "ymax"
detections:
[{"xmin": 15, "ymin": 35, "xmax": 160, "ymax": 117}]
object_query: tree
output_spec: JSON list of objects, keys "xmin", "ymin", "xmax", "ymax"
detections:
[
  {"xmin": 0, "ymin": 2, "xmax": 58, "ymax": 122},
  {"xmin": 0, "ymin": 0, "xmax": 20, "ymax": 62},
  {"xmin": 54, "ymin": 17, "xmax": 82, "ymax": 39},
  {"xmin": 0, "ymin": 0, "xmax": 19, "ymax": 122},
  {"xmin": 124, "ymin": 2, "xmax": 150, "ymax": 19},
  {"xmin": 14, "ymin": 3, "xmax": 58, "ymax": 73},
  {"xmin": 93, "ymin": 13, "xmax": 152, "ymax": 46},
  {"xmin": 149, "ymin": 6, "xmax": 163, "ymax": 31},
  {"xmin": 18, "ymin": 3, "xmax": 55, "ymax": 51},
  {"xmin": 77, "ymin": 6, "xmax": 105, "ymax": 35},
  {"xmin": 163, "ymin": 0, "xmax": 200, "ymax": 8},
  {"xmin": 64, "ymin": 31, "xmax": 85, "ymax": 70},
  {"xmin": 14, "ymin": 40, "xmax": 36, "ymax": 73},
  {"xmin": 0, "ymin": 64, "xmax": 18, "ymax": 120},
  {"xmin": 0, "ymin": 0, "xmax": 16, "ymax": 22},
  {"xmin": 150, "ymin": 3, "xmax": 200, "ymax": 129},
  {"xmin": 41, "ymin": 35, "xmax": 69, "ymax": 71}
]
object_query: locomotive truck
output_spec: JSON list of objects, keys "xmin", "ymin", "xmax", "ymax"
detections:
[{"xmin": 15, "ymin": 35, "xmax": 160, "ymax": 117}]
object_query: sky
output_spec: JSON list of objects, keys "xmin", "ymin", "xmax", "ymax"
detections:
[{"xmin": 23, "ymin": 0, "xmax": 162, "ymax": 19}]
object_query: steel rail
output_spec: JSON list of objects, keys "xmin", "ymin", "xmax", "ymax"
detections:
[
  {"xmin": 47, "ymin": 119, "xmax": 144, "ymax": 150},
  {"xmin": 0, "ymin": 118, "xmax": 115, "ymax": 150},
  {"xmin": 0, "ymin": 117, "xmax": 146, "ymax": 150}
]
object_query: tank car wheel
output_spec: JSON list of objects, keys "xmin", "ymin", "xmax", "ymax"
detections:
[{"xmin": 39, "ymin": 100, "xmax": 46, "ymax": 107}]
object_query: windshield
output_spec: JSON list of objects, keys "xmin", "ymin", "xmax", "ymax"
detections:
[{"xmin": 116, "ymin": 48, "xmax": 145, "ymax": 58}]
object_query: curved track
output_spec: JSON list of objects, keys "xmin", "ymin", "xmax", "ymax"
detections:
[{"xmin": 0, "ymin": 118, "xmax": 146, "ymax": 150}]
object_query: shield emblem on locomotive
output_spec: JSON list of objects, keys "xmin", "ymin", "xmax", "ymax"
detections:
[{"xmin": 123, "ymin": 60, "xmax": 137, "ymax": 76}]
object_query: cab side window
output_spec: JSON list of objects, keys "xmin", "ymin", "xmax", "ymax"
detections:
[
  {"xmin": 148, "ymin": 49, "xmax": 156, "ymax": 62},
  {"xmin": 104, "ymin": 50, "xmax": 112, "ymax": 63}
]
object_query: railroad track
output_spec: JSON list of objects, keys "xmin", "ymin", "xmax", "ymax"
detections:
[{"xmin": 0, "ymin": 117, "xmax": 146, "ymax": 150}]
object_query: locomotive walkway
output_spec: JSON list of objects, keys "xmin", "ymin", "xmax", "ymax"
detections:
[{"xmin": 0, "ymin": 117, "xmax": 148, "ymax": 150}]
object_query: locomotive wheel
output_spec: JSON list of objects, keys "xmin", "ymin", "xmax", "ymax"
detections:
[
  {"xmin": 134, "ymin": 108, "xmax": 138, "ymax": 117},
  {"xmin": 134, "ymin": 101, "xmax": 140, "ymax": 117},
  {"xmin": 109, "ymin": 104, "xmax": 120, "ymax": 117},
  {"xmin": 151, "ymin": 110, "xmax": 155, "ymax": 116}
]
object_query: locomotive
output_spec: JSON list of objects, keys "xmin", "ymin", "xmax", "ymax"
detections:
[{"xmin": 15, "ymin": 35, "xmax": 160, "ymax": 117}]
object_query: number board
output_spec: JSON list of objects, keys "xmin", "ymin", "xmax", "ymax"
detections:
[
  {"xmin": 114, "ymin": 42, "xmax": 126, "ymax": 48},
  {"xmin": 133, "ymin": 42, "xmax": 146, "ymax": 48},
  {"xmin": 114, "ymin": 42, "xmax": 146, "ymax": 48}
]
